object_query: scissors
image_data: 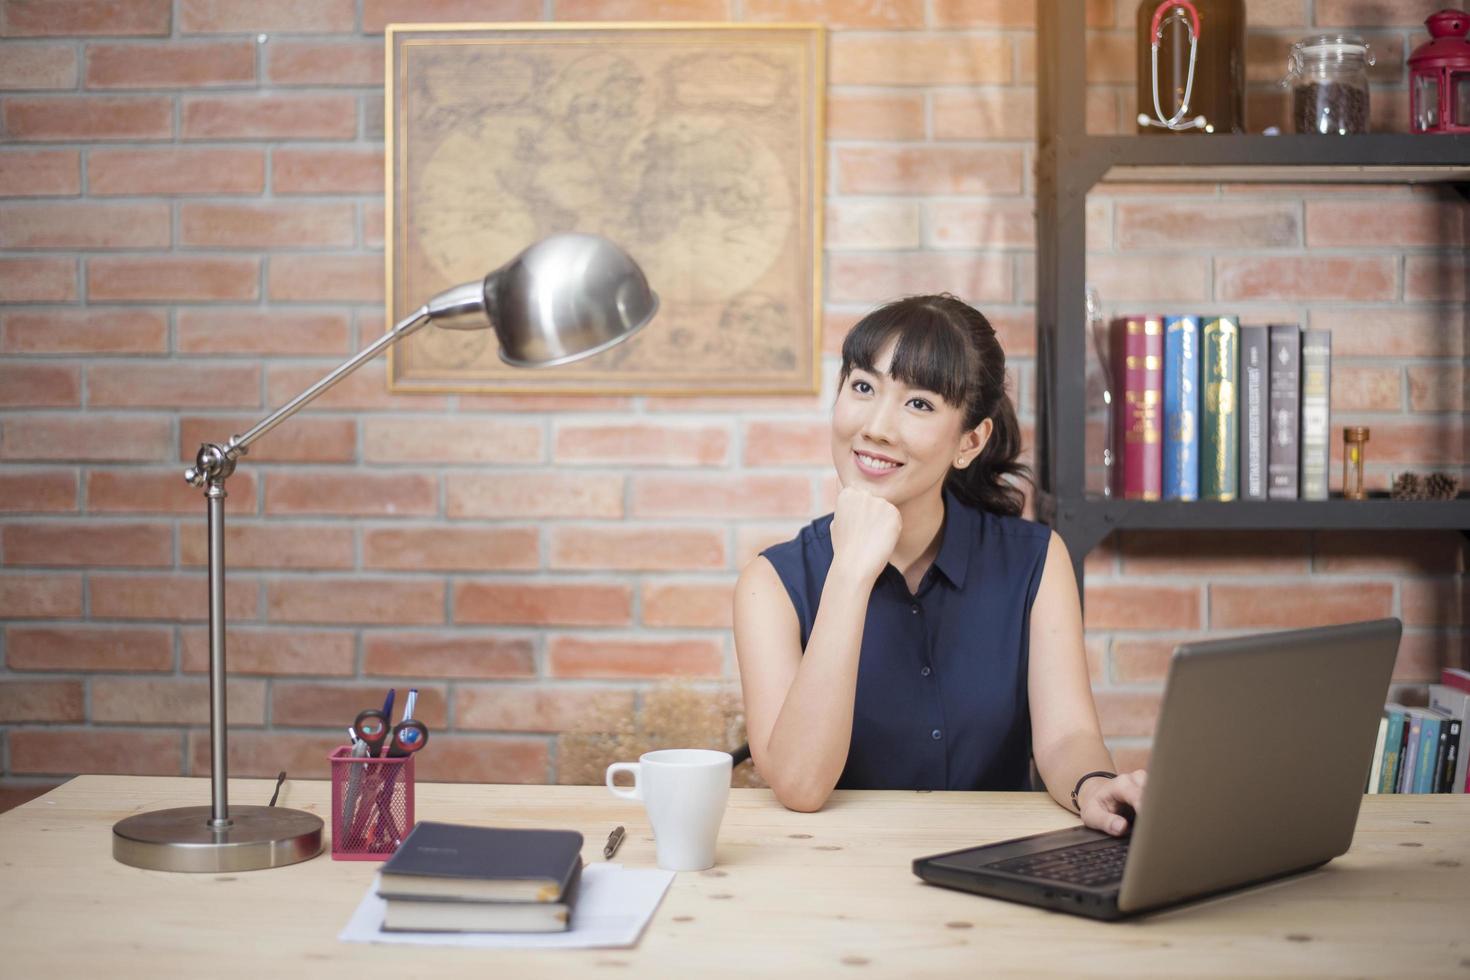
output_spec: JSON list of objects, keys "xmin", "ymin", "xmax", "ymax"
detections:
[{"xmin": 352, "ymin": 706, "xmax": 430, "ymax": 758}]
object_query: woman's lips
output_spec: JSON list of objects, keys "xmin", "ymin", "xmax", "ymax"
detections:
[{"xmin": 853, "ymin": 449, "xmax": 902, "ymax": 478}]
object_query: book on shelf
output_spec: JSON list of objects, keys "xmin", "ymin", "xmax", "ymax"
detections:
[
  {"xmin": 1299, "ymin": 328, "xmax": 1332, "ymax": 501},
  {"xmin": 1199, "ymin": 316, "xmax": 1239, "ymax": 501},
  {"xmin": 1267, "ymin": 324, "xmax": 1301, "ymax": 500},
  {"xmin": 1239, "ymin": 324, "xmax": 1268, "ymax": 500},
  {"xmin": 1379, "ymin": 706, "xmax": 1407, "ymax": 793},
  {"xmin": 1441, "ymin": 667, "xmax": 1470, "ymax": 694},
  {"xmin": 1163, "ymin": 315, "xmax": 1199, "ymax": 501},
  {"xmin": 378, "ymin": 821, "xmax": 584, "ymax": 933},
  {"xmin": 1414, "ymin": 711, "xmax": 1442, "ymax": 793},
  {"xmin": 1112, "ymin": 314, "xmax": 1164, "ymax": 501},
  {"xmin": 1366, "ymin": 712, "xmax": 1388, "ymax": 794},
  {"xmin": 1429, "ymin": 683, "xmax": 1470, "ymax": 792}
]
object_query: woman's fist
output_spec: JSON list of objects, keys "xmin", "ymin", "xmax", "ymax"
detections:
[{"xmin": 829, "ymin": 486, "xmax": 902, "ymax": 584}]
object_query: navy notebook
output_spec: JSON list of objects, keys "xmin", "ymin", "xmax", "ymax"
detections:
[{"xmin": 378, "ymin": 821, "xmax": 584, "ymax": 903}]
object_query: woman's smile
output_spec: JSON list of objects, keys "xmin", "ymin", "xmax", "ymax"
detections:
[{"xmin": 853, "ymin": 448, "xmax": 903, "ymax": 477}]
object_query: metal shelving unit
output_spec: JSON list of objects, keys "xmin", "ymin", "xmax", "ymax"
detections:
[{"xmin": 1035, "ymin": 0, "xmax": 1470, "ymax": 589}]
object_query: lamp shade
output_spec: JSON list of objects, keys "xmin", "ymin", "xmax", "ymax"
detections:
[{"xmin": 481, "ymin": 232, "xmax": 658, "ymax": 368}]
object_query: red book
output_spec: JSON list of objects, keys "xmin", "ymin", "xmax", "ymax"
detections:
[
  {"xmin": 1442, "ymin": 667, "xmax": 1470, "ymax": 695},
  {"xmin": 1112, "ymin": 315, "xmax": 1164, "ymax": 501}
]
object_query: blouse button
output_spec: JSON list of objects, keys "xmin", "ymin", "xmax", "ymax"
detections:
[
  {"xmin": 910, "ymin": 605, "xmax": 920, "ymax": 615},
  {"xmin": 931, "ymin": 729, "xmax": 942, "ymax": 740},
  {"xmin": 920, "ymin": 666, "xmax": 932, "ymax": 677}
]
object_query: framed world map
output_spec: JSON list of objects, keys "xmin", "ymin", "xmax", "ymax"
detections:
[{"xmin": 385, "ymin": 23, "xmax": 825, "ymax": 394}]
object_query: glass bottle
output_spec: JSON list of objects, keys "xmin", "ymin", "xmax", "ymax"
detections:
[
  {"xmin": 1136, "ymin": 0, "xmax": 1246, "ymax": 134},
  {"xmin": 1286, "ymin": 35, "xmax": 1376, "ymax": 135},
  {"xmin": 1342, "ymin": 426, "xmax": 1369, "ymax": 499}
]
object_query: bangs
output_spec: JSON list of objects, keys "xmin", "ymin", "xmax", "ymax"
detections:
[{"xmin": 840, "ymin": 301, "xmax": 971, "ymax": 407}]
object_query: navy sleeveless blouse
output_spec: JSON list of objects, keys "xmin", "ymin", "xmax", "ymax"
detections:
[{"xmin": 760, "ymin": 489, "xmax": 1050, "ymax": 791}]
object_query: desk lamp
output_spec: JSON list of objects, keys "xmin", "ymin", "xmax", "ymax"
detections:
[{"xmin": 112, "ymin": 233, "xmax": 658, "ymax": 872}]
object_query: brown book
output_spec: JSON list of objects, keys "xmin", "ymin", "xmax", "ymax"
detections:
[{"xmin": 1112, "ymin": 315, "xmax": 1164, "ymax": 500}]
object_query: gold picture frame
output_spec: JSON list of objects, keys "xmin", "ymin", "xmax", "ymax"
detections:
[{"xmin": 385, "ymin": 22, "xmax": 825, "ymax": 395}]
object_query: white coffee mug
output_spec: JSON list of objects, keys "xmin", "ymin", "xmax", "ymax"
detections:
[{"xmin": 606, "ymin": 749, "xmax": 732, "ymax": 871}]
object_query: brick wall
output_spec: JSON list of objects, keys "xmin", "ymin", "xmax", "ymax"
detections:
[{"xmin": 0, "ymin": 0, "xmax": 1464, "ymax": 809}]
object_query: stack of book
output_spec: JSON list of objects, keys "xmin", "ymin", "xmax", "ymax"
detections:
[
  {"xmin": 1366, "ymin": 668, "xmax": 1470, "ymax": 795},
  {"xmin": 377, "ymin": 821, "xmax": 584, "ymax": 932},
  {"xmin": 1111, "ymin": 316, "xmax": 1332, "ymax": 502}
]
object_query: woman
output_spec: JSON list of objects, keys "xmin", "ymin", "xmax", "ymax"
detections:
[{"xmin": 734, "ymin": 294, "xmax": 1145, "ymax": 835}]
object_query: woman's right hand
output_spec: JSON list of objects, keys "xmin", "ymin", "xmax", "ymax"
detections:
[{"xmin": 829, "ymin": 486, "xmax": 901, "ymax": 584}]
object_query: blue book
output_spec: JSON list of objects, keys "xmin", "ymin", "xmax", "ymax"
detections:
[
  {"xmin": 1399, "ymin": 713, "xmax": 1423, "ymax": 793},
  {"xmin": 1379, "ymin": 707, "xmax": 1406, "ymax": 793},
  {"xmin": 1162, "ymin": 315, "xmax": 1199, "ymax": 500},
  {"xmin": 1415, "ymin": 715, "xmax": 1442, "ymax": 793}
]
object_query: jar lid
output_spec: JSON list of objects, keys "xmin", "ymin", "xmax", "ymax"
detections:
[{"xmin": 1292, "ymin": 33, "xmax": 1375, "ymax": 62}]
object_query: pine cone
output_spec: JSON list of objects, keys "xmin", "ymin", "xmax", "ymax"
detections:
[
  {"xmin": 1425, "ymin": 472, "xmax": 1460, "ymax": 500},
  {"xmin": 1391, "ymin": 472, "xmax": 1422, "ymax": 500}
]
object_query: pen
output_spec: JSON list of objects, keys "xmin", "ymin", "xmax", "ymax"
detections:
[
  {"xmin": 604, "ymin": 825, "xmax": 625, "ymax": 860},
  {"xmin": 343, "ymin": 727, "xmax": 370, "ymax": 839}
]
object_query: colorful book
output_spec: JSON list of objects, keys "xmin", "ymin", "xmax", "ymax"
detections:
[
  {"xmin": 1239, "ymin": 324, "xmax": 1268, "ymax": 500},
  {"xmin": 1267, "ymin": 324, "xmax": 1301, "ymax": 500},
  {"xmin": 1113, "ymin": 315, "xmax": 1164, "ymax": 501},
  {"xmin": 1199, "ymin": 316, "xmax": 1239, "ymax": 500},
  {"xmin": 1380, "ymin": 706, "xmax": 1406, "ymax": 793},
  {"xmin": 1398, "ymin": 711, "xmax": 1423, "ymax": 793},
  {"xmin": 1429, "ymin": 712, "xmax": 1454, "ymax": 793},
  {"xmin": 1415, "ymin": 714, "xmax": 1442, "ymax": 793},
  {"xmin": 1163, "ymin": 315, "xmax": 1199, "ymax": 501},
  {"xmin": 1441, "ymin": 667, "xmax": 1470, "ymax": 694},
  {"xmin": 1429, "ymin": 684, "xmax": 1470, "ymax": 793},
  {"xmin": 1366, "ymin": 712, "xmax": 1388, "ymax": 794},
  {"xmin": 1300, "ymin": 328, "xmax": 1332, "ymax": 500}
]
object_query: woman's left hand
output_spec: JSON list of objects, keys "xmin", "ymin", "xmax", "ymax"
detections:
[{"xmin": 1078, "ymin": 769, "xmax": 1146, "ymax": 837}]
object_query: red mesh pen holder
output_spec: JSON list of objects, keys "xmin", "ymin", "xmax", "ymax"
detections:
[{"xmin": 329, "ymin": 746, "xmax": 415, "ymax": 861}]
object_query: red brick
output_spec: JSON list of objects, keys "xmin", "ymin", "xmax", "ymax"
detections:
[
  {"xmin": 1081, "ymin": 254, "xmax": 1210, "ymax": 304},
  {"xmin": 180, "ymin": 202, "xmax": 356, "ymax": 249},
  {"xmin": 411, "ymin": 734, "xmax": 549, "ymax": 784},
  {"xmin": 553, "ymin": 423, "xmax": 730, "ymax": 467},
  {"xmin": 264, "ymin": 471, "xmax": 436, "ymax": 517},
  {"xmin": 182, "ymin": 95, "xmax": 357, "ymax": 140},
  {"xmin": 454, "ymin": 581, "xmax": 630, "ymax": 626},
  {"xmin": 1392, "ymin": 631, "xmax": 1461, "ymax": 682},
  {"xmin": 88, "ymin": 362, "xmax": 260, "ymax": 408},
  {"xmin": 1094, "ymin": 691, "xmax": 1162, "ymax": 739},
  {"xmin": 0, "ymin": 202, "xmax": 170, "ymax": 249},
  {"xmin": 3, "ymin": 96, "xmax": 172, "ymax": 141},
  {"xmin": 365, "ymin": 527, "xmax": 540, "ymax": 572},
  {"xmin": 3, "ymin": 521, "xmax": 171, "ymax": 568},
  {"xmin": 272, "ymin": 681, "xmax": 447, "ymax": 728},
  {"xmin": 1317, "ymin": 307, "xmax": 1462, "ymax": 358},
  {"xmin": 1335, "ymin": 419, "xmax": 1462, "ymax": 466},
  {"xmin": 830, "ymin": 35, "xmax": 1011, "ymax": 86},
  {"xmin": 937, "ymin": 89, "xmax": 1119, "ymax": 141},
  {"xmin": 1400, "ymin": 579, "xmax": 1465, "ymax": 628},
  {"xmin": 1117, "ymin": 531, "xmax": 1312, "ymax": 576},
  {"xmin": 180, "ymin": 522, "xmax": 354, "ymax": 570},
  {"xmin": 87, "ymin": 467, "xmax": 257, "ymax": 515},
  {"xmin": 0, "ymin": 680, "xmax": 84, "ymax": 722},
  {"xmin": 831, "ymin": 252, "xmax": 1012, "ymax": 305},
  {"xmin": 92, "ymin": 677, "xmax": 265, "ymax": 726},
  {"xmin": 644, "ymin": 392, "xmax": 825, "ymax": 414},
  {"xmin": 91, "ymin": 572, "xmax": 259, "ymax": 620},
  {"xmin": 745, "ymin": 0, "xmax": 919, "ymax": 26},
  {"xmin": 1111, "ymin": 637, "xmax": 1189, "ymax": 684},
  {"xmin": 266, "ymin": 254, "xmax": 381, "ymax": 302},
  {"xmin": 1407, "ymin": 365, "xmax": 1463, "ymax": 414},
  {"xmin": 179, "ymin": 414, "xmax": 356, "ymax": 464},
  {"xmin": 1406, "ymin": 256, "xmax": 1468, "ymax": 303},
  {"xmin": 175, "ymin": 308, "xmax": 351, "ymax": 356},
  {"xmin": 0, "ymin": 363, "xmax": 80, "ymax": 407},
  {"xmin": 362, "ymin": 0, "xmax": 540, "ymax": 32},
  {"xmin": 362, "ymin": 201, "xmax": 385, "ymax": 248},
  {"xmin": 88, "ymin": 256, "xmax": 259, "ymax": 303},
  {"xmin": 0, "ymin": 470, "xmax": 76, "ymax": 513},
  {"xmin": 265, "ymin": 39, "xmax": 384, "ymax": 85},
  {"xmin": 0, "ymin": 43, "xmax": 78, "ymax": 88},
  {"xmin": 10, "ymin": 729, "xmax": 182, "ymax": 776},
  {"xmin": 186, "ymin": 730, "xmax": 339, "ymax": 779},
  {"xmin": 180, "ymin": 0, "xmax": 356, "ymax": 33},
  {"xmin": 1209, "ymin": 582, "xmax": 1394, "ymax": 629},
  {"xmin": 1312, "ymin": 531, "xmax": 1465, "ymax": 576},
  {"xmin": 0, "ymin": 149, "xmax": 81, "ymax": 195},
  {"xmin": 826, "ymin": 200, "xmax": 921, "ymax": 251},
  {"xmin": 547, "ymin": 636, "xmax": 725, "ymax": 679},
  {"xmin": 632, "ymin": 474, "xmax": 811, "ymax": 519},
  {"xmin": 0, "ymin": 572, "xmax": 82, "ymax": 618},
  {"xmin": 932, "ymin": 0, "xmax": 1041, "ymax": 24},
  {"xmin": 85, "ymin": 40, "xmax": 254, "ymax": 88},
  {"xmin": 181, "ymin": 626, "xmax": 355, "ymax": 675},
  {"xmin": 1315, "ymin": 0, "xmax": 1446, "ymax": 26},
  {"xmin": 740, "ymin": 420, "xmax": 829, "ymax": 467},
  {"xmin": 1306, "ymin": 199, "xmax": 1464, "ymax": 248},
  {"xmin": 456, "ymin": 685, "xmax": 637, "ymax": 732},
  {"xmin": 363, "ymin": 632, "xmax": 535, "ymax": 679},
  {"xmin": 272, "ymin": 147, "xmax": 383, "ymax": 195},
  {"xmin": 363, "ymin": 418, "xmax": 541, "ymax": 464},
  {"xmin": 268, "ymin": 364, "xmax": 449, "ymax": 411},
  {"xmin": 1083, "ymin": 584, "xmax": 1201, "ymax": 630},
  {"xmin": 266, "ymin": 577, "xmax": 445, "ymax": 625},
  {"xmin": 1245, "ymin": 0, "xmax": 1308, "ymax": 26},
  {"xmin": 89, "ymin": 147, "xmax": 265, "ymax": 195},
  {"xmin": 1328, "ymin": 365, "xmax": 1401, "ymax": 412},
  {"xmin": 1116, "ymin": 201, "xmax": 1300, "ymax": 249},
  {"xmin": 457, "ymin": 394, "xmax": 635, "ymax": 413},
  {"xmin": 827, "ymin": 92, "xmax": 924, "ymax": 141},
  {"xmin": 1216, "ymin": 256, "xmax": 1396, "ymax": 302},
  {"xmin": 0, "ymin": 257, "xmax": 76, "ymax": 302},
  {"xmin": 2, "ymin": 0, "xmax": 172, "ymax": 36},
  {"xmin": 835, "ymin": 146, "xmax": 1023, "ymax": 196},
  {"xmin": 6, "ymin": 625, "xmax": 171, "ymax": 671},
  {"xmin": 643, "ymin": 580, "xmax": 735, "ymax": 628},
  {"xmin": 447, "ymin": 473, "xmax": 624, "ymax": 519},
  {"xmin": 0, "ymin": 416, "xmax": 172, "ymax": 462},
  {"xmin": 551, "ymin": 525, "xmax": 727, "ymax": 571}
]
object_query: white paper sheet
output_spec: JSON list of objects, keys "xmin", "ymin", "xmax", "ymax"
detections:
[{"xmin": 338, "ymin": 864, "xmax": 676, "ymax": 949}]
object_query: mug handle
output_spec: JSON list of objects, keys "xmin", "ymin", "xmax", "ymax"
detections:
[{"xmin": 606, "ymin": 762, "xmax": 641, "ymax": 801}]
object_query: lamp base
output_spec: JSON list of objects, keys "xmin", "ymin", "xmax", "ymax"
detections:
[{"xmin": 113, "ymin": 805, "xmax": 322, "ymax": 872}]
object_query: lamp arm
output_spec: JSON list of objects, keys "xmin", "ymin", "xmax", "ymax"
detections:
[{"xmin": 185, "ymin": 305, "xmax": 431, "ymax": 487}]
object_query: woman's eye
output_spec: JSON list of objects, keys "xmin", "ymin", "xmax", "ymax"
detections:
[
  {"xmin": 908, "ymin": 398, "xmax": 934, "ymax": 412},
  {"xmin": 852, "ymin": 380, "xmax": 873, "ymax": 395}
]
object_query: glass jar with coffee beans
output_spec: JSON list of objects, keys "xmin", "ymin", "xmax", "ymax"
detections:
[{"xmin": 1284, "ymin": 34, "xmax": 1375, "ymax": 134}]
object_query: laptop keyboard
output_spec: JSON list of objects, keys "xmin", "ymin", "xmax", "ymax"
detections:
[{"xmin": 986, "ymin": 835, "xmax": 1131, "ymax": 888}]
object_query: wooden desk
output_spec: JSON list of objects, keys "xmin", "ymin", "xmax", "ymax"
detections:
[{"xmin": 3, "ymin": 776, "xmax": 1467, "ymax": 978}]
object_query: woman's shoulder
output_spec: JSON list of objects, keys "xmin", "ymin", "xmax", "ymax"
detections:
[
  {"xmin": 760, "ymin": 512, "xmax": 836, "ymax": 568},
  {"xmin": 961, "ymin": 499, "xmax": 1051, "ymax": 545}
]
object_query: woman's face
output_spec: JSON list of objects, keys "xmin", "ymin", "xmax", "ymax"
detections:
[{"xmin": 830, "ymin": 339, "xmax": 989, "ymax": 508}]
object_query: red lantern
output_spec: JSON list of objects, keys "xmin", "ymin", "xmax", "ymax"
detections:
[{"xmin": 1408, "ymin": 9, "xmax": 1470, "ymax": 133}]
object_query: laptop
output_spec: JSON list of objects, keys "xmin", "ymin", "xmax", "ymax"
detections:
[{"xmin": 913, "ymin": 618, "xmax": 1402, "ymax": 921}]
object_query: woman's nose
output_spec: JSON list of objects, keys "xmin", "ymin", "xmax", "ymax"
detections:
[{"xmin": 860, "ymin": 397, "xmax": 900, "ymax": 443}]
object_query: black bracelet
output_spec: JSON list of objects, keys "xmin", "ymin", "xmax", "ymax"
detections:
[{"xmin": 1070, "ymin": 770, "xmax": 1116, "ymax": 813}]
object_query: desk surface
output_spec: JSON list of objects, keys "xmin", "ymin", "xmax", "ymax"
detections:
[{"xmin": 2, "ymin": 776, "xmax": 1467, "ymax": 978}]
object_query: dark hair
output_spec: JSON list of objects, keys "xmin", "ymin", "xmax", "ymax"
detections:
[{"xmin": 838, "ymin": 293, "xmax": 1030, "ymax": 517}]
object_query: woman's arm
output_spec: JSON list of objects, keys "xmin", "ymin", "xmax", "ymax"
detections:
[
  {"xmin": 1028, "ymin": 530, "xmax": 1146, "ymax": 835},
  {"xmin": 734, "ymin": 488, "xmax": 899, "ymax": 812}
]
